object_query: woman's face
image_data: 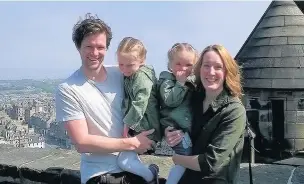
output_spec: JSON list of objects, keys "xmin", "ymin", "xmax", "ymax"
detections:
[{"xmin": 200, "ymin": 50, "xmax": 226, "ymax": 94}]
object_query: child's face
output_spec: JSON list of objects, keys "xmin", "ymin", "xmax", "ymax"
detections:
[
  {"xmin": 170, "ymin": 51, "xmax": 196, "ymax": 77},
  {"xmin": 117, "ymin": 53, "xmax": 143, "ymax": 77}
]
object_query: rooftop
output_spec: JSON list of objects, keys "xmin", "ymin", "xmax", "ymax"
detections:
[{"xmin": 236, "ymin": 0, "xmax": 304, "ymax": 89}]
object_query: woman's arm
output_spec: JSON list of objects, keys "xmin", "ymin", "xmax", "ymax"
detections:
[{"xmin": 173, "ymin": 154, "xmax": 200, "ymax": 171}]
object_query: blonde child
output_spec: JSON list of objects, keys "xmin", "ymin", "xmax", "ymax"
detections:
[
  {"xmin": 158, "ymin": 43, "xmax": 198, "ymax": 184},
  {"xmin": 116, "ymin": 37, "xmax": 161, "ymax": 184}
]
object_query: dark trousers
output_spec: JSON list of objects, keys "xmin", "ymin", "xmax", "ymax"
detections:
[{"xmin": 86, "ymin": 172, "xmax": 166, "ymax": 184}]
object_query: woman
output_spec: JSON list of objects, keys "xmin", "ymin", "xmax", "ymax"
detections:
[{"xmin": 165, "ymin": 44, "xmax": 246, "ymax": 184}]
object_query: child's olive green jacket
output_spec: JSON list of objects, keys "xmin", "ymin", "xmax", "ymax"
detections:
[
  {"xmin": 157, "ymin": 71, "xmax": 196, "ymax": 132},
  {"xmin": 122, "ymin": 65, "xmax": 161, "ymax": 142}
]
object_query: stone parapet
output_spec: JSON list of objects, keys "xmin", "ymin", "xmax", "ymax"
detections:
[{"xmin": 1, "ymin": 144, "xmax": 304, "ymax": 184}]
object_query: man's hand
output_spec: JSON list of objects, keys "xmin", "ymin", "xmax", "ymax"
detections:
[
  {"xmin": 130, "ymin": 129, "xmax": 155, "ymax": 154},
  {"xmin": 175, "ymin": 71, "xmax": 188, "ymax": 85}
]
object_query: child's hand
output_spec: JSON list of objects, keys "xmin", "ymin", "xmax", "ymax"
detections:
[
  {"xmin": 175, "ymin": 71, "xmax": 188, "ymax": 85},
  {"xmin": 123, "ymin": 125, "xmax": 130, "ymax": 138}
]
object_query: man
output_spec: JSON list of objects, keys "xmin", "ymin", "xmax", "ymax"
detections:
[{"xmin": 55, "ymin": 13, "xmax": 159, "ymax": 184}]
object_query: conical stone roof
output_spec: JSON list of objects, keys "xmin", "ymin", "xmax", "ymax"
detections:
[{"xmin": 235, "ymin": 0, "xmax": 304, "ymax": 89}]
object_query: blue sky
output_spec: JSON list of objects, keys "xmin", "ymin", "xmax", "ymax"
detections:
[{"xmin": 0, "ymin": 1, "xmax": 271, "ymax": 80}]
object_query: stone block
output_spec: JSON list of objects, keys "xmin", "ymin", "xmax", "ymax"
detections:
[
  {"xmin": 44, "ymin": 167, "xmax": 64, "ymax": 184},
  {"xmin": 295, "ymin": 139, "xmax": 304, "ymax": 151},
  {"xmin": 258, "ymin": 16, "xmax": 284, "ymax": 28},
  {"xmin": 20, "ymin": 167, "xmax": 44, "ymax": 183},
  {"xmin": 287, "ymin": 100, "xmax": 297, "ymax": 111},
  {"xmin": 285, "ymin": 111, "xmax": 297, "ymax": 123},
  {"xmin": 244, "ymin": 90, "xmax": 260, "ymax": 97},
  {"xmin": 270, "ymin": 37, "xmax": 288, "ymax": 45},
  {"xmin": 293, "ymin": 91, "xmax": 304, "ymax": 97},
  {"xmin": 60, "ymin": 169, "xmax": 80, "ymax": 184},
  {"xmin": 285, "ymin": 124, "xmax": 304, "ymax": 139},
  {"xmin": 288, "ymin": 36, "xmax": 304, "ymax": 44},
  {"xmin": 297, "ymin": 111, "xmax": 304, "ymax": 123},
  {"xmin": 0, "ymin": 164, "xmax": 19, "ymax": 179},
  {"xmin": 274, "ymin": 91, "xmax": 292, "ymax": 98}
]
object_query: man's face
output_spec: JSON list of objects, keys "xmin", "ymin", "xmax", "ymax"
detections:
[{"xmin": 78, "ymin": 32, "xmax": 107, "ymax": 72}]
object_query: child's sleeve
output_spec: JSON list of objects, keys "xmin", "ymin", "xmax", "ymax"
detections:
[
  {"xmin": 123, "ymin": 73, "xmax": 153, "ymax": 132},
  {"xmin": 159, "ymin": 79, "xmax": 189, "ymax": 108}
]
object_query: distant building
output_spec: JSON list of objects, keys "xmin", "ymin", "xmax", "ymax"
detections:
[
  {"xmin": 28, "ymin": 134, "xmax": 45, "ymax": 148},
  {"xmin": 29, "ymin": 112, "xmax": 54, "ymax": 135},
  {"xmin": 24, "ymin": 107, "xmax": 36, "ymax": 124},
  {"xmin": 48, "ymin": 121, "xmax": 74, "ymax": 149},
  {"xmin": 0, "ymin": 112, "xmax": 10, "ymax": 126},
  {"xmin": 4, "ymin": 127, "xmax": 28, "ymax": 148},
  {"xmin": 3, "ymin": 124, "xmax": 44, "ymax": 148},
  {"xmin": 11, "ymin": 104, "xmax": 25, "ymax": 121},
  {"xmin": 33, "ymin": 100, "xmax": 44, "ymax": 113}
]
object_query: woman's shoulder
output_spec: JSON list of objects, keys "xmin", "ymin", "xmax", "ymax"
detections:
[
  {"xmin": 225, "ymin": 96, "xmax": 245, "ymax": 111},
  {"xmin": 220, "ymin": 96, "xmax": 246, "ymax": 124}
]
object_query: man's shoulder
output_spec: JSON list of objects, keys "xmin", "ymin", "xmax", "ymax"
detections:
[
  {"xmin": 104, "ymin": 64, "xmax": 120, "ymax": 73},
  {"xmin": 57, "ymin": 69, "xmax": 84, "ymax": 94}
]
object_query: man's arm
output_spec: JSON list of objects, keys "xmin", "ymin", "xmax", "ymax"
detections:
[
  {"xmin": 56, "ymin": 84, "xmax": 153, "ymax": 154},
  {"xmin": 64, "ymin": 119, "xmax": 154, "ymax": 154}
]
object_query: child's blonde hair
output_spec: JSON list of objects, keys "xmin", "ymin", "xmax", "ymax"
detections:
[
  {"xmin": 167, "ymin": 43, "xmax": 199, "ymax": 71},
  {"xmin": 117, "ymin": 37, "xmax": 147, "ymax": 63}
]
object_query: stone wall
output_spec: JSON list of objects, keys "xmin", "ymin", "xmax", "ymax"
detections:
[
  {"xmin": 0, "ymin": 144, "xmax": 171, "ymax": 184},
  {"xmin": 244, "ymin": 89, "xmax": 304, "ymax": 152},
  {"xmin": 1, "ymin": 144, "xmax": 304, "ymax": 184}
]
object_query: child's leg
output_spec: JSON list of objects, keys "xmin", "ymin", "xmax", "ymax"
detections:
[
  {"xmin": 166, "ymin": 165, "xmax": 185, "ymax": 184},
  {"xmin": 117, "ymin": 151, "xmax": 156, "ymax": 182},
  {"xmin": 166, "ymin": 135, "xmax": 192, "ymax": 184}
]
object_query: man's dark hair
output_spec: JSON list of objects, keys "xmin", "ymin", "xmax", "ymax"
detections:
[{"xmin": 72, "ymin": 13, "xmax": 112, "ymax": 49}]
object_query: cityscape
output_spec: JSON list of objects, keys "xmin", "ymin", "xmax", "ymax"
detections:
[{"xmin": 0, "ymin": 79, "xmax": 74, "ymax": 150}]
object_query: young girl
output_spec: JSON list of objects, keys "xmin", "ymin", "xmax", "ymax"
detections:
[
  {"xmin": 158, "ymin": 43, "xmax": 198, "ymax": 184},
  {"xmin": 116, "ymin": 37, "xmax": 161, "ymax": 184}
]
